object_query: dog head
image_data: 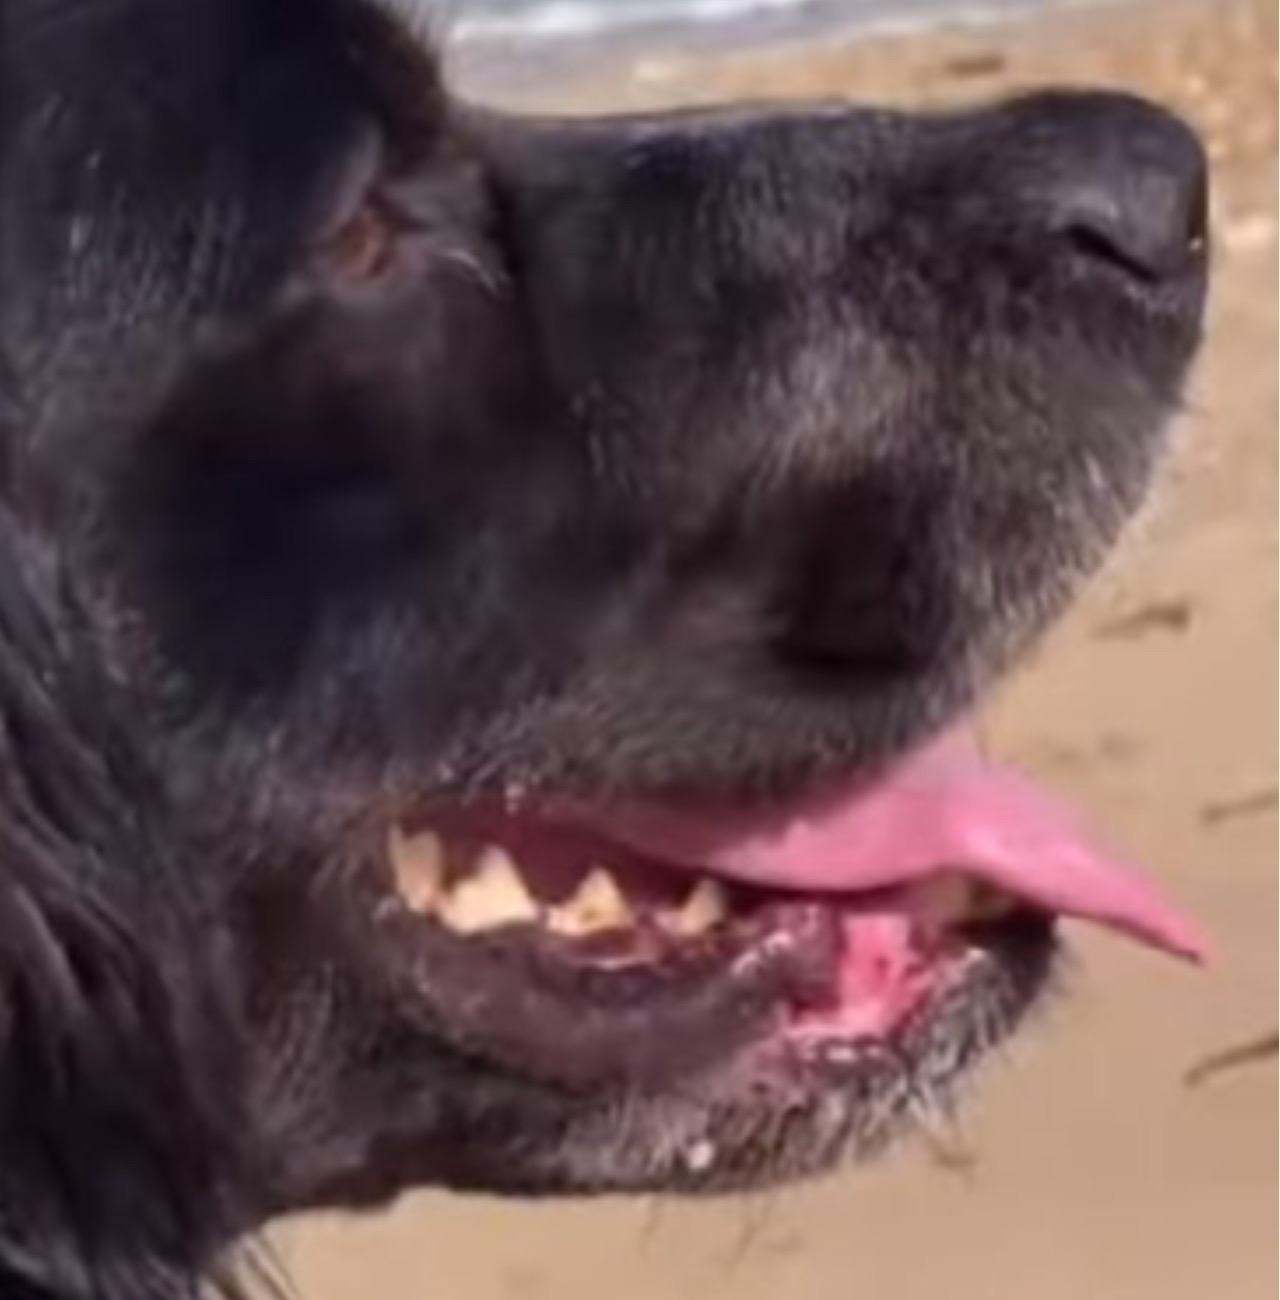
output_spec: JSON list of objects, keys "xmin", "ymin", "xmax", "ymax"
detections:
[{"xmin": 0, "ymin": 0, "xmax": 1207, "ymax": 1291}]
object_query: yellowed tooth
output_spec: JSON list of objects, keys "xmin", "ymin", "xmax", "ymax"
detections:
[
  {"xmin": 912, "ymin": 872, "xmax": 975, "ymax": 927},
  {"xmin": 389, "ymin": 827, "xmax": 445, "ymax": 913},
  {"xmin": 547, "ymin": 866, "xmax": 634, "ymax": 936},
  {"xmin": 968, "ymin": 881, "xmax": 1019, "ymax": 922},
  {"xmin": 438, "ymin": 845, "xmax": 541, "ymax": 933},
  {"xmin": 913, "ymin": 872, "xmax": 1016, "ymax": 928},
  {"xmin": 661, "ymin": 878, "xmax": 729, "ymax": 937}
]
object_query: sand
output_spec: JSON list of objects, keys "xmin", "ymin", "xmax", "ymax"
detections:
[{"xmin": 276, "ymin": 1, "xmax": 1278, "ymax": 1295}]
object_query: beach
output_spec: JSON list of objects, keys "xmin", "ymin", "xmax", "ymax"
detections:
[{"xmin": 278, "ymin": 1, "xmax": 1278, "ymax": 1295}]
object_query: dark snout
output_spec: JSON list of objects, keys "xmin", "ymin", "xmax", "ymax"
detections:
[
  {"xmin": 483, "ymin": 87, "xmax": 1209, "ymax": 349},
  {"xmin": 458, "ymin": 86, "xmax": 1210, "ymax": 791},
  {"xmin": 988, "ymin": 91, "xmax": 1209, "ymax": 285}
]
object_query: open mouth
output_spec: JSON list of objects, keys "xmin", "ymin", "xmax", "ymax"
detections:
[{"xmin": 376, "ymin": 729, "xmax": 1204, "ymax": 1100}]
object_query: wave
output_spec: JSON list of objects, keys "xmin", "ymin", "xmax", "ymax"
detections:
[
  {"xmin": 450, "ymin": 0, "xmax": 1101, "ymax": 49},
  {"xmin": 453, "ymin": 0, "xmax": 819, "ymax": 43}
]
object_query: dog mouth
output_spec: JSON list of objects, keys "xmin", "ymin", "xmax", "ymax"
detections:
[{"xmin": 373, "ymin": 729, "xmax": 1203, "ymax": 1100}]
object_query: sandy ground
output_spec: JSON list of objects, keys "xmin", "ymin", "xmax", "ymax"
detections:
[{"xmin": 277, "ymin": 1, "xmax": 1278, "ymax": 1296}]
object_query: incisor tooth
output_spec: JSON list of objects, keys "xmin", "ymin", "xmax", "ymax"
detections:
[
  {"xmin": 389, "ymin": 827, "xmax": 445, "ymax": 912},
  {"xmin": 547, "ymin": 866, "xmax": 633, "ymax": 936},
  {"xmin": 662, "ymin": 879, "xmax": 729, "ymax": 936},
  {"xmin": 439, "ymin": 846, "xmax": 541, "ymax": 933}
]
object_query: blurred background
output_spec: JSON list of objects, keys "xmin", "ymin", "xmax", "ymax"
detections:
[{"xmin": 278, "ymin": 1, "xmax": 1277, "ymax": 1296}]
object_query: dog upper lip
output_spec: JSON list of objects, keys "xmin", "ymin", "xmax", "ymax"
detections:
[{"xmin": 580, "ymin": 730, "xmax": 1207, "ymax": 963}]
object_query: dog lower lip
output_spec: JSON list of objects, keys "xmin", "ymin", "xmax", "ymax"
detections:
[
  {"xmin": 372, "ymin": 809, "xmax": 1068, "ymax": 1090},
  {"xmin": 383, "ymin": 900, "xmax": 842, "ymax": 1089}
]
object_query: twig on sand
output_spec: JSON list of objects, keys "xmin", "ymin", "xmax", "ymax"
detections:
[{"xmin": 1184, "ymin": 1032, "xmax": 1278, "ymax": 1087}]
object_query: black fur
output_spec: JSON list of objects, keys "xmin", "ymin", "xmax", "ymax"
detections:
[{"xmin": 0, "ymin": 0, "xmax": 1206, "ymax": 1295}]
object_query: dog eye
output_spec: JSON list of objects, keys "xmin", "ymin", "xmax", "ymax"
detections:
[
  {"xmin": 312, "ymin": 126, "xmax": 397, "ymax": 286},
  {"xmin": 321, "ymin": 198, "xmax": 397, "ymax": 284}
]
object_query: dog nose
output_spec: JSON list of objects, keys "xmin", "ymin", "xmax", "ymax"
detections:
[{"xmin": 1027, "ymin": 93, "xmax": 1208, "ymax": 281}]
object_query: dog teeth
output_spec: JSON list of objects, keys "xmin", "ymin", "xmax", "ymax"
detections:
[
  {"xmin": 388, "ymin": 827, "xmax": 446, "ymax": 913},
  {"xmin": 912, "ymin": 872, "xmax": 1018, "ymax": 927},
  {"xmin": 388, "ymin": 828, "xmax": 736, "ymax": 946},
  {"xmin": 660, "ymin": 878, "xmax": 729, "ymax": 937},
  {"xmin": 547, "ymin": 866, "xmax": 634, "ymax": 936},
  {"xmin": 438, "ymin": 845, "xmax": 542, "ymax": 934}
]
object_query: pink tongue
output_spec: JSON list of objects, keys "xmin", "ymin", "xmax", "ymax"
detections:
[{"xmin": 602, "ymin": 732, "xmax": 1206, "ymax": 961}]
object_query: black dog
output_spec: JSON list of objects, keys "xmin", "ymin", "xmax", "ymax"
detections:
[{"xmin": 0, "ymin": 0, "xmax": 1209, "ymax": 1295}]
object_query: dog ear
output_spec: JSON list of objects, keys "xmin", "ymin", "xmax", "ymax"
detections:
[
  {"xmin": 0, "ymin": 878, "xmax": 246, "ymax": 1300},
  {"xmin": 0, "ymin": 513, "xmax": 250, "ymax": 1300}
]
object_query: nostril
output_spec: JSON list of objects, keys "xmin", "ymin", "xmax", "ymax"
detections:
[
  {"xmin": 1021, "ymin": 93, "xmax": 1210, "ymax": 285},
  {"xmin": 1052, "ymin": 161, "xmax": 1208, "ymax": 283},
  {"xmin": 1062, "ymin": 218, "xmax": 1166, "ymax": 284}
]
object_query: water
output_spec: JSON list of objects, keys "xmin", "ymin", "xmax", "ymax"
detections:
[
  {"xmin": 448, "ymin": 0, "xmax": 1097, "ymax": 48},
  {"xmin": 440, "ymin": 0, "xmax": 1120, "ymax": 90}
]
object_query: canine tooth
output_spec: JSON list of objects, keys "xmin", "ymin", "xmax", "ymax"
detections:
[
  {"xmin": 439, "ymin": 846, "xmax": 540, "ymax": 933},
  {"xmin": 389, "ymin": 828, "xmax": 445, "ymax": 912},
  {"xmin": 662, "ymin": 879, "xmax": 729, "ymax": 936},
  {"xmin": 912, "ymin": 872, "xmax": 975, "ymax": 925},
  {"xmin": 913, "ymin": 872, "xmax": 1017, "ymax": 927},
  {"xmin": 547, "ymin": 866, "xmax": 633, "ymax": 935},
  {"xmin": 969, "ymin": 882, "xmax": 1019, "ymax": 921}
]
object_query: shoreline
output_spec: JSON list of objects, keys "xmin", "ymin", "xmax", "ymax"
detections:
[
  {"xmin": 451, "ymin": 0, "xmax": 1215, "ymax": 102},
  {"xmin": 452, "ymin": 0, "xmax": 1140, "ymax": 87}
]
